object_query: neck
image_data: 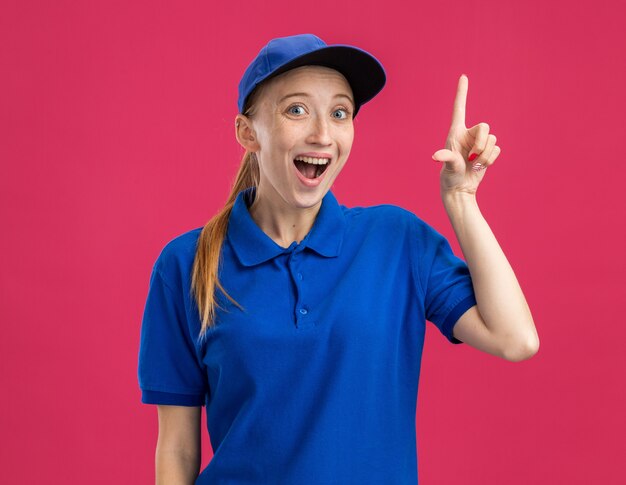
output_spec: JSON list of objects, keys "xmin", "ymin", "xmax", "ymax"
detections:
[{"xmin": 247, "ymin": 185, "xmax": 322, "ymax": 248}]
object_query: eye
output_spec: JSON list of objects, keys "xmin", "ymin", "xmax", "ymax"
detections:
[
  {"xmin": 287, "ymin": 104, "xmax": 306, "ymax": 116},
  {"xmin": 332, "ymin": 107, "xmax": 351, "ymax": 120}
]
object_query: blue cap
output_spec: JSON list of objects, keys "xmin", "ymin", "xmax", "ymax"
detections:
[{"xmin": 237, "ymin": 33, "xmax": 386, "ymax": 118}]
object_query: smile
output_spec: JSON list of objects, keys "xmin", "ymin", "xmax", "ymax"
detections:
[{"xmin": 293, "ymin": 156, "xmax": 331, "ymax": 179}]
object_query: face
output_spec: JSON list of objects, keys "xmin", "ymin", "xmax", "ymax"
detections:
[{"xmin": 236, "ymin": 65, "xmax": 355, "ymax": 210}]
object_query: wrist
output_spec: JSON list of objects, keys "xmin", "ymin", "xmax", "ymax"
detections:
[
  {"xmin": 441, "ymin": 191, "xmax": 482, "ymax": 240},
  {"xmin": 442, "ymin": 190, "xmax": 478, "ymax": 209}
]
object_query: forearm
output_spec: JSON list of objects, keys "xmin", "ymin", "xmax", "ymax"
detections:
[
  {"xmin": 155, "ymin": 447, "xmax": 200, "ymax": 485},
  {"xmin": 442, "ymin": 191, "xmax": 539, "ymax": 357}
]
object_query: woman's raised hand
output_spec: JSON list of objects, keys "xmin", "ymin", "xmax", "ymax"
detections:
[{"xmin": 431, "ymin": 74, "xmax": 501, "ymax": 197}]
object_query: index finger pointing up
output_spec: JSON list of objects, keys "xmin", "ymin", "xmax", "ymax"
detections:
[{"xmin": 451, "ymin": 74, "xmax": 468, "ymax": 128}]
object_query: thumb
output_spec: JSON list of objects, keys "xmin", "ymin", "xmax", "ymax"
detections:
[{"xmin": 431, "ymin": 149, "xmax": 460, "ymax": 171}]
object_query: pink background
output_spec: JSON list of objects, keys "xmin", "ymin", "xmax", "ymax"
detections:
[{"xmin": 2, "ymin": 0, "xmax": 625, "ymax": 483}]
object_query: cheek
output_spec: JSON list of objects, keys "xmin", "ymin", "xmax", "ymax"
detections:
[
  {"xmin": 267, "ymin": 126, "xmax": 300, "ymax": 152},
  {"xmin": 339, "ymin": 131, "xmax": 354, "ymax": 154}
]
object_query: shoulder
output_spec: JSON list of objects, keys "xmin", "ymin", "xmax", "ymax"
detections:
[
  {"xmin": 152, "ymin": 226, "xmax": 204, "ymax": 288},
  {"xmin": 342, "ymin": 201, "xmax": 418, "ymax": 236},
  {"xmin": 340, "ymin": 200, "xmax": 448, "ymax": 249},
  {"xmin": 343, "ymin": 201, "xmax": 414, "ymax": 223}
]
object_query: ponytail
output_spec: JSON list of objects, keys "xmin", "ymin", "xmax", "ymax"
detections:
[
  {"xmin": 191, "ymin": 150, "xmax": 259, "ymax": 340},
  {"xmin": 191, "ymin": 82, "xmax": 267, "ymax": 340}
]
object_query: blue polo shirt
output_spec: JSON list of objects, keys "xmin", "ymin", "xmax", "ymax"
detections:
[{"xmin": 138, "ymin": 186, "xmax": 477, "ymax": 484}]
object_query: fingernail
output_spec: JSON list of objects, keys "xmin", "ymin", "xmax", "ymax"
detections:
[{"xmin": 468, "ymin": 153, "xmax": 478, "ymax": 161}]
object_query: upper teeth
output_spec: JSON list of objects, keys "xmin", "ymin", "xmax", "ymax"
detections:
[{"xmin": 294, "ymin": 156, "xmax": 330, "ymax": 165}]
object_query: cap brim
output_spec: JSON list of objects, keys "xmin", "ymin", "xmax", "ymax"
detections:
[{"xmin": 258, "ymin": 45, "xmax": 386, "ymax": 117}]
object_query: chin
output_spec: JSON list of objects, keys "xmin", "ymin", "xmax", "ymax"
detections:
[{"xmin": 290, "ymin": 189, "xmax": 326, "ymax": 208}]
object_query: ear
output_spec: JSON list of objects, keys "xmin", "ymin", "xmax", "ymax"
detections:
[{"xmin": 235, "ymin": 115, "xmax": 260, "ymax": 152}]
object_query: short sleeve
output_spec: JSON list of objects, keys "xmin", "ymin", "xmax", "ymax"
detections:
[
  {"xmin": 137, "ymin": 261, "xmax": 208, "ymax": 406},
  {"xmin": 411, "ymin": 215, "xmax": 477, "ymax": 344}
]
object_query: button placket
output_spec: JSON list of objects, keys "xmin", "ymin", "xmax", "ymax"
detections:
[{"xmin": 289, "ymin": 248, "xmax": 314, "ymax": 329}]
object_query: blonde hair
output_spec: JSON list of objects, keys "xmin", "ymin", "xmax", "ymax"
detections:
[{"xmin": 190, "ymin": 85, "xmax": 264, "ymax": 340}]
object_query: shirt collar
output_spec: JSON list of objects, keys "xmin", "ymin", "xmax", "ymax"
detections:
[{"xmin": 226, "ymin": 186, "xmax": 346, "ymax": 267}]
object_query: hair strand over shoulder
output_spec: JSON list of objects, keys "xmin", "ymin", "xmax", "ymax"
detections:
[{"xmin": 191, "ymin": 150, "xmax": 259, "ymax": 341}]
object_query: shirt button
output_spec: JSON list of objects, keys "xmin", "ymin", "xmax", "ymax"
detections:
[
  {"xmin": 297, "ymin": 273, "xmax": 303, "ymax": 280},
  {"xmin": 299, "ymin": 308, "xmax": 308, "ymax": 315}
]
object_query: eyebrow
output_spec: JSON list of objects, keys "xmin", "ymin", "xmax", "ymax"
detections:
[{"xmin": 278, "ymin": 92, "xmax": 355, "ymax": 108}]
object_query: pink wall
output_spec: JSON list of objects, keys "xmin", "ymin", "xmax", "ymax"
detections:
[{"xmin": 1, "ymin": 0, "xmax": 625, "ymax": 483}]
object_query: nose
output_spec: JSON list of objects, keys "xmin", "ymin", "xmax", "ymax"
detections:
[{"xmin": 306, "ymin": 114, "xmax": 332, "ymax": 146}]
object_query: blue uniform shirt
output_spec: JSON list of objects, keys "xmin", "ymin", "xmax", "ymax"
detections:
[{"xmin": 138, "ymin": 186, "xmax": 477, "ymax": 484}]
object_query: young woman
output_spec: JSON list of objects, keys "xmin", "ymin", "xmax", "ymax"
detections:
[{"xmin": 138, "ymin": 33, "xmax": 539, "ymax": 484}]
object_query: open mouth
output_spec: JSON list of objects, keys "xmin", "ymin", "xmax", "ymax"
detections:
[{"xmin": 293, "ymin": 156, "xmax": 331, "ymax": 179}]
